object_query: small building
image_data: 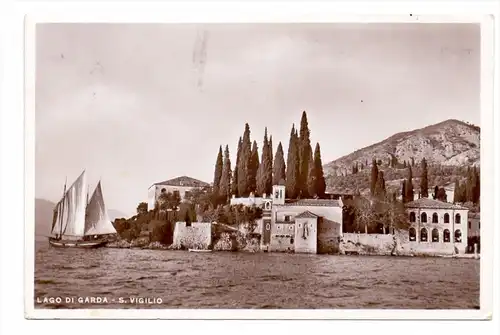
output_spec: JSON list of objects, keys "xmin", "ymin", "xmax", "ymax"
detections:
[
  {"xmin": 232, "ymin": 184, "xmax": 343, "ymax": 254},
  {"xmin": 148, "ymin": 176, "xmax": 210, "ymax": 209},
  {"xmin": 405, "ymin": 198, "xmax": 469, "ymax": 254}
]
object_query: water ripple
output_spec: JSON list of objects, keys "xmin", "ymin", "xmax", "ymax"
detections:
[{"xmin": 34, "ymin": 242, "xmax": 480, "ymax": 309}]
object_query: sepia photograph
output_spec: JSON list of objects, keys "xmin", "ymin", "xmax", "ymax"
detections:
[{"xmin": 23, "ymin": 13, "xmax": 495, "ymax": 320}]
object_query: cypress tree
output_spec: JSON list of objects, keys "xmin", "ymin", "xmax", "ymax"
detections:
[
  {"xmin": 257, "ymin": 129, "xmax": 272, "ymax": 196},
  {"xmin": 231, "ymin": 137, "xmax": 242, "ymax": 197},
  {"xmin": 238, "ymin": 123, "xmax": 252, "ymax": 197},
  {"xmin": 298, "ymin": 111, "xmax": 312, "ymax": 198},
  {"xmin": 406, "ymin": 166, "xmax": 414, "ymax": 202},
  {"xmin": 212, "ymin": 146, "xmax": 223, "ymax": 196},
  {"xmin": 273, "ymin": 142, "xmax": 286, "ymax": 186},
  {"xmin": 370, "ymin": 158, "xmax": 379, "ymax": 196},
  {"xmin": 433, "ymin": 185, "xmax": 439, "ymax": 200},
  {"xmin": 420, "ymin": 158, "xmax": 429, "ymax": 198},
  {"xmin": 307, "ymin": 150, "xmax": 316, "ymax": 197},
  {"xmin": 219, "ymin": 145, "xmax": 232, "ymax": 203},
  {"xmin": 314, "ymin": 143, "xmax": 326, "ymax": 198},
  {"xmin": 474, "ymin": 167, "xmax": 480, "ymax": 204},
  {"xmin": 267, "ymin": 134, "xmax": 273, "ymax": 194},
  {"xmin": 286, "ymin": 124, "xmax": 300, "ymax": 199},
  {"xmin": 401, "ymin": 180, "xmax": 407, "ymax": 203},
  {"xmin": 249, "ymin": 140, "xmax": 259, "ymax": 194},
  {"xmin": 374, "ymin": 171, "xmax": 386, "ymax": 197}
]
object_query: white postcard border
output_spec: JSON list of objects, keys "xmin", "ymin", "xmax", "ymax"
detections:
[{"xmin": 19, "ymin": 2, "xmax": 498, "ymax": 320}]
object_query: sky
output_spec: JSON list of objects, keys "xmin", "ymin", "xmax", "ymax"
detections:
[{"xmin": 35, "ymin": 23, "xmax": 480, "ymax": 216}]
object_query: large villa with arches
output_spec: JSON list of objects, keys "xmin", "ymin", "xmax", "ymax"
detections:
[{"xmin": 405, "ymin": 198, "xmax": 469, "ymax": 254}]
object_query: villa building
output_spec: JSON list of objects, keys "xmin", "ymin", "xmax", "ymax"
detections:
[
  {"xmin": 231, "ymin": 184, "xmax": 343, "ymax": 254},
  {"xmin": 148, "ymin": 176, "xmax": 210, "ymax": 209},
  {"xmin": 405, "ymin": 198, "xmax": 469, "ymax": 254}
]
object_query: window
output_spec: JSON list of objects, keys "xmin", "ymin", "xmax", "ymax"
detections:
[
  {"xmin": 265, "ymin": 223, "xmax": 270, "ymax": 230},
  {"xmin": 443, "ymin": 229, "xmax": 450, "ymax": 242},
  {"xmin": 455, "ymin": 213, "xmax": 461, "ymax": 224},
  {"xmin": 409, "ymin": 212, "xmax": 416, "ymax": 223},
  {"xmin": 290, "ymin": 238, "xmax": 294, "ymax": 244},
  {"xmin": 444, "ymin": 213, "xmax": 450, "ymax": 224},
  {"xmin": 432, "ymin": 213, "xmax": 438, "ymax": 223},
  {"xmin": 298, "ymin": 223, "xmax": 302, "ymax": 228},
  {"xmin": 420, "ymin": 228, "xmax": 428, "ymax": 242},
  {"xmin": 421, "ymin": 212, "xmax": 427, "ymax": 223},
  {"xmin": 289, "ymin": 225, "xmax": 294, "ymax": 230},
  {"xmin": 161, "ymin": 188, "xmax": 166, "ymax": 193},
  {"xmin": 173, "ymin": 190, "xmax": 180, "ymax": 198},
  {"xmin": 468, "ymin": 221, "xmax": 471, "ymax": 229},
  {"xmin": 284, "ymin": 215, "xmax": 291, "ymax": 222},
  {"xmin": 432, "ymin": 228, "xmax": 439, "ymax": 242},
  {"xmin": 409, "ymin": 228, "xmax": 416, "ymax": 241},
  {"xmin": 454, "ymin": 230, "xmax": 462, "ymax": 243}
]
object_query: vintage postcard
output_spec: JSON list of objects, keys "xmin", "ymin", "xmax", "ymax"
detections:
[{"xmin": 23, "ymin": 9, "xmax": 495, "ymax": 320}]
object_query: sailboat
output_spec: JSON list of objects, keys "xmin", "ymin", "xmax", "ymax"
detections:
[{"xmin": 48, "ymin": 170, "xmax": 117, "ymax": 248}]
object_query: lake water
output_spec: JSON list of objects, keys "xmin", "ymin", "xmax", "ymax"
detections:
[{"xmin": 34, "ymin": 241, "xmax": 480, "ymax": 309}]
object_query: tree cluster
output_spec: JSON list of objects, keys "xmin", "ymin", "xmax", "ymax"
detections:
[
  {"xmin": 210, "ymin": 111, "xmax": 326, "ymax": 204},
  {"xmin": 453, "ymin": 166, "xmax": 480, "ymax": 205}
]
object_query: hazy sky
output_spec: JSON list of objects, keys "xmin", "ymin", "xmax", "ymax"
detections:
[{"xmin": 35, "ymin": 23, "xmax": 480, "ymax": 216}]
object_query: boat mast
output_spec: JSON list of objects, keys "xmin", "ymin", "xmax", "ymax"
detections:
[{"xmin": 58, "ymin": 177, "xmax": 67, "ymax": 238}]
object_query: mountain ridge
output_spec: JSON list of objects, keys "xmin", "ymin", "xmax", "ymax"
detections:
[
  {"xmin": 322, "ymin": 119, "xmax": 480, "ymax": 196},
  {"xmin": 324, "ymin": 119, "xmax": 480, "ymax": 177}
]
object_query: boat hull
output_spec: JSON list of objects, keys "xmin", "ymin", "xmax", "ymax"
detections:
[
  {"xmin": 188, "ymin": 249, "xmax": 212, "ymax": 253},
  {"xmin": 48, "ymin": 237, "xmax": 108, "ymax": 249}
]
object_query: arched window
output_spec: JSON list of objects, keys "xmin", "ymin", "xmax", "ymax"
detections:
[
  {"xmin": 432, "ymin": 213, "xmax": 438, "ymax": 223},
  {"xmin": 443, "ymin": 229, "xmax": 450, "ymax": 242},
  {"xmin": 421, "ymin": 212, "xmax": 427, "ymax": 223},
  {"xmin": 161, "ymin": 188, "xmax": 166, "ymax": 193},
  {"xmin": 409, "ymin": 228, "xmax": 416, "ymax": 241},
  {"xmin": 444, "ymin": 213, "xmax": 450, "ymax": 224},
  {"xmin": 455, "ymin": 213, "xmax": 461, "ymax": 224},
  {"xmin": 420, "ymin": 228, "xmax": 428, "ymax": 242},
  {"xmin": 409, "ymin": 212, "xmax": 416, "ymax": 223},
  {"xmin": 432, "ymin": 228, "xmax": 439, "ymax": 242},
  {"xmin": 454, "ymin": 230, "xmax": 462, "ymax": 243}
]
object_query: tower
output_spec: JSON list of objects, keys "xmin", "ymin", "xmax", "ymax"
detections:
[{"xmin": 272, "ymin": 184, "xmax": 285, "ymax": 206}]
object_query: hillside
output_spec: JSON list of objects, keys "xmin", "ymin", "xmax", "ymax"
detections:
[
  {"xmin": 35, "ymin": 198, "xmax": 126, "ymax": 240},
  {"xmin": 323, "ymin": 119, "xmax": 480, "ymax": 195}
]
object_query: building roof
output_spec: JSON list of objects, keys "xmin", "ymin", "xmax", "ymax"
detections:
[
  {"xmin": 151, "ymin": 176, "xmax": 210, "ymax": 188},
  {"xmin": 282, "ymin": 199, "xmax": 342, "ymax": 207},
  {"xmin": 295, "ymin": 211, "xmax": 319, "ymax": 219},
  {"xmin": 405, "ymin": 198, "xmax": 468, "ymax": 210}
]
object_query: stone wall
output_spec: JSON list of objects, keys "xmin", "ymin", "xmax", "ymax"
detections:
[
  {"xmin": 317, "ymin": 219, "xmax": 341, "ymax": 254},
  {"xmin": 340, "ymin": 231, "xmax": 467, "ymax": 256},
  {"xmin": 172, "ymin": 222, "xmax": 212, "ymax": 249},
  {"xmin": 269, "ymin": 235, "xmax": 294, "ymax": 252}
]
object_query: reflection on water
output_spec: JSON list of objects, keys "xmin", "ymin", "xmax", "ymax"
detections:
[{"xmin": 34, "ymin": 241, "xmax": 480, "ymax": 309}]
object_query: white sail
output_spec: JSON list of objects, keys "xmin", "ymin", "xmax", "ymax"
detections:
[
  {"xmin": 59, "ymin": 170, "xmax": 88, "ymax": 237},
  {"xmin": 51, "ymin": 200, "xmax": 63, "ymax": 235},
  {"xmin": 84, "ymin": 181, "xmax": 117, "ymax": 236}
]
